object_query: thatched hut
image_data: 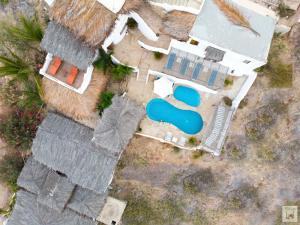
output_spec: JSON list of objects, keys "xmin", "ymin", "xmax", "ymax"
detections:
[
  {"xmin": 50, "ymin": 0, "xmax": 117, "ymax": 47},
  {"xmin": 41, "ymin": 21, "xmax": 96, "ymax": 70},
  {"xmin": 93, "ymin": 96, "xmax": 146, "ymax": 157}
]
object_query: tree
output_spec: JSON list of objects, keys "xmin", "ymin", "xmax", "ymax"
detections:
[
  {"xmin": 93, "ymin": 49, "xmax": 113, "ymax": 74},
  {"xmin": 96, "ymin": 91, "xmax": 115, "ymax": 115},
  {"xmin": 0, "ymin": 52, "xmax": 33, "ymax": 82},
  {"xmin": 2, "ymin": 15, "xmax": 44, "ymax": 43},
  {"xmin": 111, "ymin": 64, "xmax": 133, "ymax": 81}
]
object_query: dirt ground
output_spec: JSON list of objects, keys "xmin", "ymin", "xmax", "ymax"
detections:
[
  {"xmin": 0, "ymin": 80, "xmax": 13, "ymax": 213},
  {"xmin": 112, "ymin": 26, "xmax": 300, "ymax": 225}
]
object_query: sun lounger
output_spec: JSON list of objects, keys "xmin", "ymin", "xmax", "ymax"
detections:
[
  {"xmin": 164, "ymin": 132, "xmax": 172, "ymax": 142},
  {"xmin": 208, "ymin": 70, "xmax": 218, "ymax": 87},
  {"xmin": 178, "ymin": 137, "xmax": 186, "ymax": 146},
  {"xmin": 165, "ymin": 53, "xmax": 176, "ymax": 70},
  {"xmin": 66, "ymin": 66, "xmax": 79, "ymax": 85},
  {"xmin": 179, "ymin": 58, "xmax": 190, "ymax": 76},
  {"xmin": 192, "ymin": 63, "xmax": 203, "ymax": 80},
  {"xmin": 48, "ymin": 57, "xmax": 62, "ymax": 76}
]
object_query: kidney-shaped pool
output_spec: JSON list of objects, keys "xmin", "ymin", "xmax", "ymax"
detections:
[{"xmin": 146, "ymin": 98, "xmax": 203, "ymax": 135}]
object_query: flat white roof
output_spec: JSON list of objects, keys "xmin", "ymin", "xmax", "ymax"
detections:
[
  {"xmin": 97, "ymin": 0, "xmax": 126, "ymax": 13},
  {"xmin": 190, "ymin": 0, "xmax": 277, "ymax": 61}
]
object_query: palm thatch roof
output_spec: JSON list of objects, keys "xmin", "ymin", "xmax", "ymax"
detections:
[
  {"xmin": 17, "ymin": 157, "xmax": 49, "ymax": 194},
  {"xmin": 93, "ymin": 96, "xmax": 145, "ymax": 157},
  {"xmin": 7, "ymin": 191, "xmax": 97, "ymax": 225},
  {"xmin": 42, "ymin": 71, "xmax": 109, "ymax": 128},
  {"xmin": 161, "ymin": 11, "xmax": 197, "ymax": 41},
  {"xmin": 37, "ymin": 171, "xmax": 75, "ymax": 212},
  {"xmin": 68, "ymin": 186, "xmax": 108, "ymax": 219},
  {"xmin": 32, "ymin": 112, "xmax": 118, "ymax": 194},
  {"xmin": 50, "ymin": 0, "xmax": 117, "ymax": 47},
  {"xmin": 41, "ymin": 22, "xmax": 96, "ymax": 70},
  {"xmin": 17, "ymin": 157, "xmax": 107, "ymax": 219}
]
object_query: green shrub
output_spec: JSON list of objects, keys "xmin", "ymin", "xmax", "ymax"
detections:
[
  {"xmin": 277, "ymin": 3, "xmax": 295, "ymax": 18},
  {"xmin": 96, "ymin": 91, "xmax": 114, "ymax": 115},
  {"xmin": 238, "ymin": 98, "xmax": 248, "ymax": 109},
  {"xmin": 0, "ymin": 0, "xmax": 9, "ymax": 5},
  {"xmin": 262, "ymin": 36, "xmax": 293, "ymax": 88},
  {"xmin": 127, "ymin": 18, "xmax": 138, "ymax": 29},
  {"xmin": 257, "ymin": 146, "xmax": 279, "ymax": 162},
  {"xmin": 0, "ymin": 108, "xmax": 44, "ymax": 150},
  {"xmin": 223, "ymin": 96, "xmax": 232, "ymax": 107},
  {"xmin": 173, "ymin": 146, "xmax": 181, "ymax": 153},
  {"xmin": 154, "ymin": 51, "xmax": 163, "ymax": 60},
  {"xmin": 111, "ymin": 64, "xmax": 133, "ymax": 81},
  {"xmin": 93, "ymin": 48, "xmax": 113, "ymax": 74},
  {"xmin": 188, "ymin": 136, "xmax": 198, "ymax": 146},
  {"xmin": 265, "ymin": 62, "xmax": 293, "ymax": 88},
  {"xmin": 224, "ymin": 78, "xmax": 233, "ymax": 87},
  {"xmin": 0, "ymin": 153, "xmax": 25, "ymax": 192},
  {"xmin": 192, "ymin": 151, "xmax": 205, "ymax": 159}
]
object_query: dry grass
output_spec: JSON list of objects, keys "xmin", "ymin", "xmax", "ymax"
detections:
[
  {"xmin": 51, "ymin": 0, "xmax": 116, "ymax": 47},
  {"xmin": 214, "ymin": 0, "xmax": 259, "ymax": 35},
  {"xmin": 42, "ymin": 71, "xmax": 109, "ymax": 128}
]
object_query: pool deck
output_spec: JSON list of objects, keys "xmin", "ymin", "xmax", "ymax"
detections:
[
  {"xmin": 126, "ymin": 74, "xmax": 246, "ymax": 153},
  {"xmin": 114, "ymin": 30, "xmax": 248, "ymax": 155}
]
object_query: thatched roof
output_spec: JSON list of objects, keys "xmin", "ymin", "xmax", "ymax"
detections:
[
  {"xmin": 17, "ymin": 157, "xmax": 49, "ymax": 194},
  {"xmin": 32, "ymin": 113, "xmax": 118, "ymax": 194},
  {"xmin": 161, "ymin": 11, "xmax": 197, "ymax": 41},
  {"xmin": 42, "ymin": 71, "xmax": 109, "ymax": 129},
  {"xmin": 68, "ymin": 186, "xmax": 107, "ymax": 219},
  {"xmin": 7, "ymin": 191, "xmax": 97, "ymax": 225},
  {"xmin": 37, "ymin": 171, "xmax": 75, "ymax": 213},
  {"xmin": 17, "ymin": 157, "xmax": 107, "ymax": 219},
  {"xmin": 93, "ymin": 96, "xmax": 145, "ymax": 157},
  {"xmin": 41, "ymin": 21, "xmax": 96, "ymax": 70},
  {"xmin": 50, "ymin": 0, "xmax": 117, "ymax": 47}
]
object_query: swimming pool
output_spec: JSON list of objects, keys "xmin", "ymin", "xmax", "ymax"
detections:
[
  {"xmin": 146, "ymin": 98, "xmax": 203, "ymax": 135},
  {"xmin": 174, "ymin": 86, "xmax": 200, "ymax": 107}
]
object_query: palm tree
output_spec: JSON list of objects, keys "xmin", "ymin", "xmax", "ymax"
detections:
[
  {"xmin": 3, "ymin": 15, "xmax": 44, "ymax": 43},
  {"xmin": 111, "ymin": 64, "xmax": 133, "ymax": 81},
  {"xmin": 93, "ymin": 49, "xmax": 113, "ymax": 74},
  {"xmin": 0, "ymin": 52, "xmax": 33, "ymax": 82}
]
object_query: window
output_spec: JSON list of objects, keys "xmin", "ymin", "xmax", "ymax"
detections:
[{"xmin": 243, "ymin": 60, "xmax": 251, "ymax": 64}]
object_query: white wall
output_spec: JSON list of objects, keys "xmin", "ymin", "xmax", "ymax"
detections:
[
  {"xmin": 171, "ymin": 38, "xmax": 265, "ymax": 76},
  {"xmin": 149, "ymin": 1, "xmax": 202, "ymax": 15},
  {"xmin": 39, "ymin": 53, "xmax": 94, "ymax": 94},
  {"xmin": 102, "ymin": 12, "xmax": 159, "ymax": 51}
]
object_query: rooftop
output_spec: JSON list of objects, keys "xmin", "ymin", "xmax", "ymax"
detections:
[
  {"xmin": 41, "ymin": 22, "xmax": 96, "ymax": 71},
  {"xmin": 190, "ymin": 0, "xmax": 277, "ymax": 61},
  {"xmin": 7, "ymin": 190, "xmax": 97, "ymax": 225}
]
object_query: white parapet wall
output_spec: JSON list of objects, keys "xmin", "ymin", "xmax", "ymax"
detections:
[
  {"xmin": 103, "ymin": 11, "xmax": 159, "ymax": 51},
  {"xmin": 149, "ymin": 0, "xmax": 204, "ymax": 15},
  {"xmin": 232, "ymin": 72, "xmax": 257, "ymax": 109},
  {"xmin": 39, "ymin": 53, "xmax": 94, "ymax": 94}
]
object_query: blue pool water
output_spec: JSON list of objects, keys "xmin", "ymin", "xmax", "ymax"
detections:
[
  {"xmin": 174, "ymin": 86, "xmax": 201, "ymax": 107},
  {"xmin": 146, "ymin": 98, "xmax": 204, "ymax": 135}
]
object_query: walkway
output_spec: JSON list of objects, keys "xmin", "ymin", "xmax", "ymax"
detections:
[{"xmin": 202, "ymin": 105, "xmax": 234, "ymax": 156}]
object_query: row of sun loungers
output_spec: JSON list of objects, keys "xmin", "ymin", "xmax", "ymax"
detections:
[
  {"xmin": 164, "ymin": 132, "xmax": 187, "ymax": 147},
  {"xmin": 164, "ymin": 51, "xmax": 222, "ymax": 87},
  {"xmin": 205, "ymin": 106, "xmax": 226, "ymax": 147},
  {"xmin": 48, "ymin": 56, "xmax": 79, "ymax": 85}
]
